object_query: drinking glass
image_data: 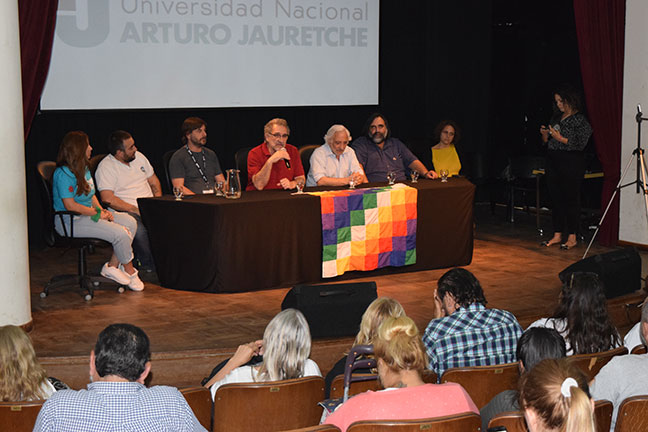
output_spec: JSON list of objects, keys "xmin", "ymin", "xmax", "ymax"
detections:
[
  {"xmin": 172, "ymin": 186, "xmax": 184, "ymax": 201},
  {"xmin": 215, "ymin": 181, "xmax": 225, "ymax": 197},
  {"xmin": 387, "ymin": 171, "xmax": 396, "ymax": 185},
  {"xmin": 410, "ymin": 171, "xmax": 419, "ymax": 183},
  {"xmin": 440, "ymin": 169, "xmax": 449, "ymax": 183},
  {"xmin": 349, "ymin": 177, "xmax": 357, "ymax": 189},
  {"xmin": 295, "ymin": 178, "xmax": 305, "ymax": 194}
]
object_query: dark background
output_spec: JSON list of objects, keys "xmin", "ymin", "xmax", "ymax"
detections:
[{"xmin": 26, "ymin": 0, "xmax": 588, "ymax": 247}]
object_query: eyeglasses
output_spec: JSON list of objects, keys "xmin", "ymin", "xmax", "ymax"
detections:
[{"xmin": 268, "ymin": 133, "xmax": 289, "ymax": 140}]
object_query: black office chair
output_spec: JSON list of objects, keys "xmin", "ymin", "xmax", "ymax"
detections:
[
  {"xmin": 162, "ymin": 149, "xmax": 176, "ymax": 194},
  {"xmin": 36, "ymin": 161, "xmax": 125, "ymax": 301},
  {"xmin": 298, "ymin": 144, "xmax": 319, "ymax": 179},
  {"xmin": 234, "ymin": 147, "xmax": 252, "ymax": 190}
]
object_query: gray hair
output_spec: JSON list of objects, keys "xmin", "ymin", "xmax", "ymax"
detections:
[
  {"xmin": 257, "ymin": 309, "xmax": 312, "ymax": 382},
  {"xmin": 641, "ymin": 298, "xmax": 648, "ymax": 346},
  {"xmin": 324, "ymin": 124, "xmax": 351, "ymax": 146}
]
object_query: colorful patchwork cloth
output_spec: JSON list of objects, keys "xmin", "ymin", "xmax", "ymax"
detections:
[{"xmin": 308, "ymin": 184, "xmax": 417, "ymax": 278}]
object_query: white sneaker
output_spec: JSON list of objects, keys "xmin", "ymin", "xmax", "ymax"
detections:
[
  {"xmin": 119, "ymin": 265, "xmax": 145, "ymax": 292},
  {"xmin": 101, "ymin": 263, "xmax": 131, "ymax": 285}
]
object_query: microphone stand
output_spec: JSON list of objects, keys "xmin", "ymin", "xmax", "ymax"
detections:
[{"xmin": 583, "ymin": 104, "xmax": 648, "ymax": 258}]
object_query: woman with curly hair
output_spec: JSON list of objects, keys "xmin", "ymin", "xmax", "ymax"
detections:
[
  {"xmin": 520, "ymin": 358, "xmax": 596, "ymax": 432},
  {"xmin": 528, "ymin": 272, "xmax": 620, "ymax": 354},
  {"xmin": 0, "ymin": 325, "xmax": 55, "ymax": 401},
  {"xmin": 325, "ymin": 316, "xmax": 477, "ymax": 431}
]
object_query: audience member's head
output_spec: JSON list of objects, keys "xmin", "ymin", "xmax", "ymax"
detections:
[
  {"xmin": 517, "ymin": 327, "xmax": 567, "ymax": 373},
  {"xmin": 91, "ymin": 323, "xmax": 151, "ymax": 383},
  {"xmin": 437, "ymin": 268, "xmax": 487, "ymax": 313},
  {"xmin": 554, "ymin": 272, "xmax": 620, "ymax": 354},
  {"xmin": 0, "ymin": 325, "xmax": 49, "ymax": 401},
  {"xmin": 354, "ymin": 297, "xmax": 405, "ymax": 346},
  {"xmin": 373, "ymin": 316, "xmax": 427, "ymax": 387},
  {"xmin": 520, "ymin": 358, "xmax": 595, "ymax": 432},
  {"xmin": 257, "ymin": 308, "xmax": 311, "ymax": 382}
]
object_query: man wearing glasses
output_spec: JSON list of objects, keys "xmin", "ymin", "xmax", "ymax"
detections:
[{"xmin": 247, "ymin": 118, "xmax": 305, "ymax": 190}]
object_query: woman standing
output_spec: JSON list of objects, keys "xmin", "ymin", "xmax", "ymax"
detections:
[
  {"xmin": 53, "ymin": 131, "xmax": 143, "ymax": 291},
  {"xmin": 540, "ymin": 86, "xmax": 592, "ymax": 250}
]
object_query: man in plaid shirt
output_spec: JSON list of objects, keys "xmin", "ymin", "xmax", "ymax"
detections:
[
  {"xmin": 34, "ymin": 323, "xmax": 206, "ymax": 432},
  {"xmin": 422, "ymin": 268, "xmax": 523, "ymax": 378}
]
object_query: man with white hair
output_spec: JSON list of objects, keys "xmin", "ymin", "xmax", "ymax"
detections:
[
  {"xmin": 306, "ymin": 124, "xmax": 368, "ymax": 187},
  {"xmin": 590, "ymin": 299, "xmax": 648, "ymax": 431}
]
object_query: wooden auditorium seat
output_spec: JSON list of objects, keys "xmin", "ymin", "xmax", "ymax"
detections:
[
  {"xmin": 211, "ymin": 376, "xmax": 325, "ymax": 432},
  {"xmin": 439, "ymin": 362, "xmax": 519, "ymax": 408},
  {"xmin": 280, "ymin": 425, "xmax": 341, "ymax": 432},
  {"xmin": 568, "ymin": 346, "xmax": 628, "ymax": 381},
  {"xmin": 487, "ymin": 411, "xmax": 527, "ymax": 432},
  {"xmin": 486, "ymin": 400, "xmax": 614, "ymax": 432},
  {"xmin": 630, "ymin": 344, "xmax": 647, "ymax": 355},
  {"xmin": 329, "ymin": 374, "xmax": 381, "ymax": 400},
  {"xmin": 179, "ymin": 386, "xmax": 213, "ymax": 430},
  {"xmin": 614, "ymin": 395, "xmax": 648, "ymax": 432},
  {"xmin": 345, "ymin": 412, "xmax": 481, "ymax": 431},
  {"xmin": 0, "ymin": 400, "xmax": 45, "ymax": 432}
]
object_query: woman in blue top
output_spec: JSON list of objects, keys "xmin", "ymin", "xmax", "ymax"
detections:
[{"xmin": 53, "ymin": 131, "xmax": 144, "ymax": 291}]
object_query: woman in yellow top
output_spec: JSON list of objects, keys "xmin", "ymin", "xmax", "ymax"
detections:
[{"xmin": 431, "ymin": 120, "xmax": 461, "ymax": 177}]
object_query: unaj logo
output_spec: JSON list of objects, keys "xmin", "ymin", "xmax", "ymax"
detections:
[{"xmin": 56, "ymin": 0, "xmax": 109, "ymax": 48}]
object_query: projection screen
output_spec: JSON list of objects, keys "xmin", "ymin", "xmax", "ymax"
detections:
[{"xmin": 41, "ymin": 0, "xmax": 380, "ymax": 110}]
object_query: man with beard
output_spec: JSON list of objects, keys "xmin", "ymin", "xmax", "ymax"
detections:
[
  {"xmin": 96, "ymin": 130, "xmax": 162, "ymax": 274},
  {"xmin": 352, "ymin": 113, "xmax": 437, "ymax": 182},
  {"xmin": 169, "ymin": 117, "xmax": 226, "ymax": 195}
]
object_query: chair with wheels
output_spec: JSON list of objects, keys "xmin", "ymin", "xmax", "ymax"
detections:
[{"xmin": 36, "ymin": 161, "xmax": 125, "ymax": 301}]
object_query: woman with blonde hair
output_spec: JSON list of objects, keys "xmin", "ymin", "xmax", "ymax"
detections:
[
  {"xmin": 206, "ymin": 308, "xmax": 321, "ymax": 399},
  {"xmin": 325, "ymin": 316, "xmax": 477, "ymax": 431},
  {"xmin": 324, "ymin": 297, "xmax": 405, "ymax": 397},
  {"xmin": 520, "ymin": 358, "xmax": 595, "ymax": 432},
  {"xmin": 0, "ymin": 325, "xmax": 56, "ymax": 401}
]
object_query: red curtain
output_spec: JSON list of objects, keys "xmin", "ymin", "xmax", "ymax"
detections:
[
  {"xmin": 573, "ymin": 0, "xmax": 626, "ymax": 246},
  {"xmin": 19, "ymin": 0, "xmax": 58, "ymax": 138}
]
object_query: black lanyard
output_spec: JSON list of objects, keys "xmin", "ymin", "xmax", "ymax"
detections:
[{"xmin": 185, "ymin": 145, "xmax": 209, "ymax": 186}]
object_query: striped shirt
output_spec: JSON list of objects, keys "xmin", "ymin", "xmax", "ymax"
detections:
[
  {"xmin": 422, "ymin": 303, "xmax": 523, "ymax": 378},
  {"xmin": 33, "ymin": 381, "xmax": 206, "ymax": 432}
]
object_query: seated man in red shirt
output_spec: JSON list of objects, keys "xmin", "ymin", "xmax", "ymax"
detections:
[{"xmin": 247, "ymin": 118, "xmax": 305, "ymax": 191}]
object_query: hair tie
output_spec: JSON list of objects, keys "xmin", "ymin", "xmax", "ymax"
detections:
[{"xmin": 560, "ymin": 377, "xmax": 578, "ymax": 397}]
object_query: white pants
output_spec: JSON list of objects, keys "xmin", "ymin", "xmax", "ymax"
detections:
[{"xmin": 54, "ymin": 210, "xmax": 137, "ymax": 264}]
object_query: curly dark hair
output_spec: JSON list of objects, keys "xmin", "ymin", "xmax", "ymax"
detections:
[
  {"xmin": 554, "ymin": 84, "xmax": 583, "ymax": 113},
  {"xmin": 433, "ymin": 120, "xmax": 461, "ymax": 145},
  {"xmin": 437, "ymin": 268, "xmax": 487, "ymax": 308},
  {"xmin": 362, "ymin": 113, "xmax": 391, "ymax": 139},
  {"xmin": 553, "ymin": 272, "xmax": 620, "ymax": 354}
]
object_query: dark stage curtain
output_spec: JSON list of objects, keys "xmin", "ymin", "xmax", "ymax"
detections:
[
  {"xmin": 19, "ymin": 0, "xmax": 58, "ymax": 138},
  {"xmin": 573, "ymin": 0, "xmax": 626, "ymax": 246}
]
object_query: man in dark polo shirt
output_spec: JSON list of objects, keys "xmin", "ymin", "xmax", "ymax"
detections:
[{"xmin": 352, "ymin": 113, "xmax": 437, "ymax": 182}]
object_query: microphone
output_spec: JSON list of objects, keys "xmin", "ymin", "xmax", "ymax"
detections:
[
  {"xmin": 278, "ymin": 146, "xmax": 290, "ymax": 169},
  {"xmin": 637, "ymin": 104, "xmax": 643, "ymax": 124}
]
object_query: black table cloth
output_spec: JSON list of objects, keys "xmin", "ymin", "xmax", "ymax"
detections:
[{"xmin": 138, "ymin": 178, "xmax": 475, "ymax": 293}]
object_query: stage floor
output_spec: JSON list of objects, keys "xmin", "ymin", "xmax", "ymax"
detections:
[{"xmin": 27, "ymin": 204, "xmax": 647, "ymax": 388}]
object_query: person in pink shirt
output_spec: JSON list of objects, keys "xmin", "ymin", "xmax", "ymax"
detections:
[{"xmin": 324, "ymin": 315, "xmax": 478, "ymax": 431}]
